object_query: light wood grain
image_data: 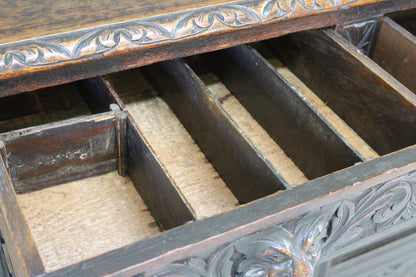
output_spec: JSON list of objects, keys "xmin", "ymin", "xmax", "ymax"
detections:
[
  {"xmin": 17, "ymin": 171, "xmax": 160, "ymax": 272},
  {"xmin": 107, "ymin": 70, "xmax": 239, "ymax": 219}
]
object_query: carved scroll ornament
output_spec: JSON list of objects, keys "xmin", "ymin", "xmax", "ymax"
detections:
[
  {"xmin": 142, "ymin": 170, "xmax": 416, "ymax": 277},
  {"xmin": 0, "ymin": 0, "xmax": 364, "ymax": 74}
]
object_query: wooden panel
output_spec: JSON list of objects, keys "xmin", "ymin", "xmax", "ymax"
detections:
[
  {"xmin": 0, "ymin": 1, "xmax": 414, "ymax": 96},
  {"xmin": 391, "ymin": 9, "xmax": 416, "ymax": 35},
  {"xmin": 269, "ymin": 29, "xmax": 416, "ymax": 155},
  {"xmin": 372, "ymin": 17, "xmax": 416, "ymax": 93},
  {"xmin": 0, "ymin": 113, "xmax": 117, "ymax": 193},
  {"xmin": 252, "ymin": 50, "xmax": 380, "ymax": 161},
  {"xmin": 143, "ymin": 59, "xmax": 288, "ymax": 203},
  {"xmin": 0, "ymin": 154, "xmax": 44, "ymax": 277},
  {"xmin": 201, "ymin": 45, "xmax": 362, "ymax": 179},
  {"xmin": 127, "ymin": 118, "xmax": 195, "ymax": 229},
  {"xmin": 187, "ymin": 56, "xmax": 309, "ymax": 186}
]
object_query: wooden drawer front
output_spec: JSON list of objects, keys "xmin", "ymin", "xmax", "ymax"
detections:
[
  {"xmin": 0, "ymin": 11, "xmax": 416, "ymax": 276},
  {"xmin": 328, "ymin": 232, "xmax": 416, "ymax": 277}
]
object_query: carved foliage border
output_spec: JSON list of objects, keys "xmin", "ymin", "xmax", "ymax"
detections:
[
  {"xmin": 0, "ymin": 0, "xmax": 363, "ymax": 73},
  {"xmin": 141, "ymin": 170, "xmax": 416, "ymax": 277}
]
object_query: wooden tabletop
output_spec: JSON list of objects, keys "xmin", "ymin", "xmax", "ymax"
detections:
[{"xmin": 0, "ymin": 0, "xmax": 414, "ymax": 95}]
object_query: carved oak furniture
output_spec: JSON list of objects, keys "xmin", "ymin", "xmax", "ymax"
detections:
[{"xmin": 0, "ymin": 1, "xmax": 416, "ymax": 276}]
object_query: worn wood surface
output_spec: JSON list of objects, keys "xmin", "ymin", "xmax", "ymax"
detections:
[
  {"xmin": 251, "ymin": 46, "xmax": 379, "ymax": 160},
  {"xmin": 144, "ymin": 59, "xmax": 288, "ymax": 203},
  {"xmin": 105, "ymin": 70, "xmax": 239, "ymax": 220},
  {"xmin": 0, "ymin": 113, "xmax": 117, "ymax": 193},
  {"xmin": 0, "ymin": 1, "xmax": 414, "ymax": 96},
  {"xmin": 45, "ymin": 145, "xmax": 416, "ymax": 277},
  {"xmin": 127, "ymin": 117, "xmax": 196, "ymax": 229},
  {"xmin": 202, "ymin": 45, "xmax": 363, "ymax": 179},
  {"xmin": 372, "ymin": 17, "xmax": 416, "ymax": 93},
  {"xmin": 17, "ymin": 171, "xmax": 160, "ymax": 272},
  {"xmin": 187, "ymin": 57, "xmax": 308, "ymax": 186},
  {"xmin": 269, "ymin": 29, "xmax": 416, "ymax": 155},
  {"xmin": 0, "ymin": 155, "xmax": 44, "ymax": 277}
]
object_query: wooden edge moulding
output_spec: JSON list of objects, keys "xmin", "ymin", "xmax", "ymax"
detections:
[
  {"xmin": 0, "ymin": 0, "xmax": 415, "ymax": 95},
  {"xmin": 0, "ymin": 2, "xmax": 415, "ymax": 277}
]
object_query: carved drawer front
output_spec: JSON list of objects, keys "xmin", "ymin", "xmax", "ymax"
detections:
[{"xmin": 0, "ymin": 11, "xmax": 416, "ymax": 277}]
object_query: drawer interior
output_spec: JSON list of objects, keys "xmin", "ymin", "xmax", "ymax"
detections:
[
  {"xmin": 263, "ymin": 27, "xmax": 416, "ymax": 156},
  {"xmin": 0, "ymin": 81, "xmax": 110, "ymax": 133},
  {"xmin": 370, "ymin": 11, "xmax": 416, "ymax": 94},
  {"xmin": 1, "ymin": 14, "xmax": 416, "ymax": 274}
]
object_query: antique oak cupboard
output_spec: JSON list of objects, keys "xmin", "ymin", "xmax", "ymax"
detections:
[{"xmin": 0, "ymin": 0, "xmax": 416, "ymax": 276}]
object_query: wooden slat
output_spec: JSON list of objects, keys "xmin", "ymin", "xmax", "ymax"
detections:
[
  {"xmin": 143, "ymin": 59, "xmax": 288, "ymax": 203},
  {"xmin": 80, "ymin": 73, "xmax": 199, "ymax": 227},
  {"xmin": 268, "ymin": 29, "xmax": 416, "ymax": 155},
  {"xmin": 103, "ymin": 70, "xmax": 240, "ymax": 219},
  {"xmin": 201, "ymin": 45, "xmax": 363, "ymax": 179},
  {"xmin": 0, "ymin": 112, "xmax": 118, "ymax": 193},
  {"xmin": 0, "ymin": 154, "xmax": 44, "ymax": 277},
  {"xmin": 372, "ymin": 17, "xmax": 416, "ymax": 93},
  {"xmin": 391, "ymin": 10, "xmax": 416, "ymax": 35},
  {"xmin": 187, "ymin": 56, "xmax": 308, "ymax": 186},
  {"xmin": 250, "ymin": 44, "xmax": 379, "ymax": 160},
  {"xmin": 127, "ymin": 118, "xmax": 196, "ymax": 229}
]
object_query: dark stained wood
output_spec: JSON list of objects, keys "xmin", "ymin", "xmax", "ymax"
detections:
[
  {"xmin": 372, "ymin": 17, "xmax": 416, "ymax": 93},
  {"xmin": 112, "ymin": 106, "xmax": 128, "ymax": 177},
  {"xmin": 45, "ymin": 145, "xmax": 416, "ymax": 277},
  {"xmin": 77, "ymin": 78, "xmax": 119, "ymax": 113},
  {"xmin": 0, "ymin": 155, "xmax": 44, "ymax": 277},
  {"xmin": 268, "ymin": 29, "xmax": 416, "ymax": 155},
  {"xmin": 390, "ymin": 9, "xmax": 416, "ymax": 35},
  {"xmin": 126, "ymin": 116, "xmax": 195, "ymax": 230},
  {"xmin": 0, "ymin": 1, "xmax": 414, "ymax": 96},
  {"xmin": 0, "ymin": 82, "xmax": 92, "ymax": 133},
  {"xmin": 143, "ymin": 59, "xmax": 287, "ymax": 204},
  {"xmin": 200, "ymin": 45, "xmax": 363, "ymax": 179},
  {"xmin": 0, "ymin": 113, "xmax": 117, "ymax": 193}
]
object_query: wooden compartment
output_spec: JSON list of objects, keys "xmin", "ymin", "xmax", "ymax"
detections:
[
  {"xmin": 370, "ymin": 13, "xmax": 416, "ymax": 93},
  {"xmin": 265, "ymin": 29, "xmax": 416, "ymax": 156},
  {"xmin": 189, "ymin": 47, "xmax": 364, "ymax": 180},
  {"xmin": 0, "ymin": 80, "xmax": 108, "ymax": 133},
  {"xmin": 0, "ymin": 107, "xmax": 198, "ymax": 273}
]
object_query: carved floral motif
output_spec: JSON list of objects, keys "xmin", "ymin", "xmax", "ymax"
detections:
[
  {"xmin": 142, "ymin": 170, "xmax": 416, "ymax": 277},
  {"xmin": 0, "ymin": 0, "xmax": 364, "ymax": 73}
]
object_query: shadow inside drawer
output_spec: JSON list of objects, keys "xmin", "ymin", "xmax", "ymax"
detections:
[{"xmin": 0, "ymin": 80, "xmax": 112, "ymax": 133}]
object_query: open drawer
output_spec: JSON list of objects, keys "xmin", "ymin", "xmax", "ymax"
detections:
[{"xmin": 1, "ymin": 12, "xmax": 416, "ymax": 277}]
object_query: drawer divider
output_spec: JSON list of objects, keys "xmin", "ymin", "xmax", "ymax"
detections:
[
  {"xmin": 372, "ymin": 16, "xmax": 416, "ymax": 93},
  {"xmin": 201, "ymin": 45, "xmax": 363, "ymax": 179},
  {"xmin": 143, "ymin": 59, "xmax": 288, "ymax": 204},
  {"xmin": 268, "ymin": 29, "xmax": 416, "ymax": 155}
]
